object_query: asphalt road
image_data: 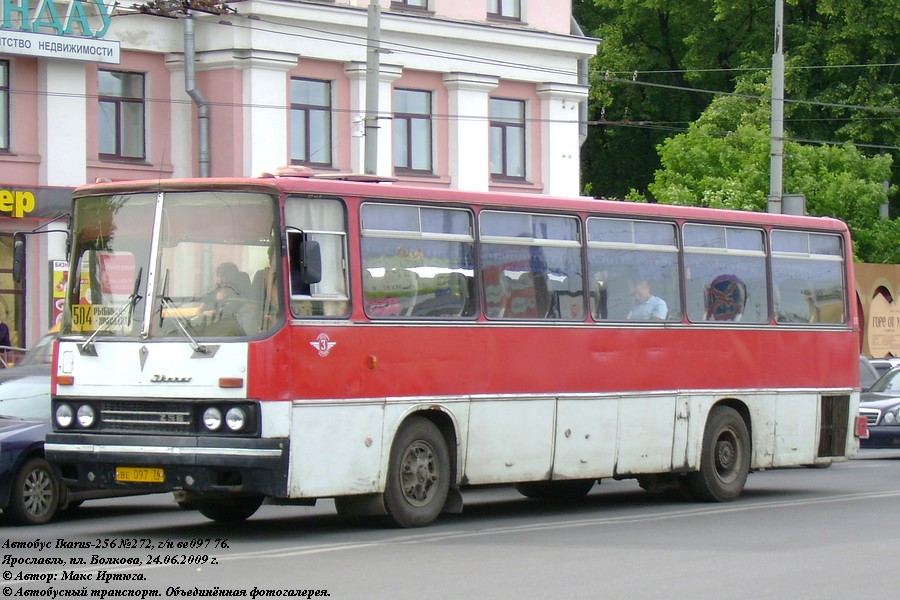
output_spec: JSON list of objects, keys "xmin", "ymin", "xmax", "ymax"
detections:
[{"xmin": 2, "ymin": 449, "xmax": 899, "ymax": 599}]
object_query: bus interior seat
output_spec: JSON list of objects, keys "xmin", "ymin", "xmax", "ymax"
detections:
[
  {"xmin": 508, "ymin": 273, "xmax": 538, "ymax": 318},
  {"xmin": 443, "ymin": 271, "xmax": 470, "ymax": 316},
  {"xmin": 483, "ymin": 268, "xmax": 511, "ymax": 318},
  {"xmin": 384, "ymin": 268, "xmax": 419, "ymax": 316}
]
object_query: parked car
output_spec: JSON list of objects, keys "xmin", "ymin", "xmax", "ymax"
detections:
[
  {"xmin": 860, "ymin": 355, "xmax": 881, "ymax": 391},
  {"xmin": 0, "ymin": 335, "xmax": 150, "ymax": 525},
  {"xmin": 0, "ymin": 332, "xmax": 54, "ymax": 385},
  {"xmin": 0, "ymin": 375, "xmax": 66, "ymax": 524},
  {"xmin": 869, "ymin": 356, "xmax": 900, "ymax": 379},
  {"xmin": 859, "ymin": 366, "xmax": 900, "ymax": 449}
]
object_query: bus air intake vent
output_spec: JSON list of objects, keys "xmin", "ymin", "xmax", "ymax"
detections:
[{"xmin": 818, "ymin": 394, "xmax": 850, "ymax": 458}]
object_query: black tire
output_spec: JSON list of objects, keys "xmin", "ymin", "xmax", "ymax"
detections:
[
  {"xmin": 195, "ymin": 495, "xmax": 263, "ymax": 522},
  {"xmin": 515, "ymin": 479, "xmax": 595, "ymax": 501},
  {"xmin": 6, "ymin": 457, "xmax": 59, "ymax": 525},
  {"xmin": 687, "ymin": 406, "xmax": 751, "ymax": 502},
  {"xmin": 383, "ymin": 417, "xmax": 450, "ymax": 528}
]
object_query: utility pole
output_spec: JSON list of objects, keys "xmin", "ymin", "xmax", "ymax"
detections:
[
  {"xmin": 768, "ymin": 0, "xmax": 785, "ymax": 213},
  {"xmin": 364, "ymin": 0, "xmax": 381, "ymax": 175}
]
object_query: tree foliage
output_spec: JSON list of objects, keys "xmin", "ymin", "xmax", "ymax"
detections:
[
  {"xmin": 648, "ymin": 79, "xmax": 894, "ymax": 261},
  {"xmin": 573, "ymin": 0, "xmax": 899, "ymax": 262}
]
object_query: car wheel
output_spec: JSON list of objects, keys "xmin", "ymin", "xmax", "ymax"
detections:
[{"xmin": 6, "ymin": 457, "xmax": 59, "ymax": 525}]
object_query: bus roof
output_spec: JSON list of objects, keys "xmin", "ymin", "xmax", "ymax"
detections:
[{"xmin": 73, "ymin": 174, "xmax": 849, "ymax": 233}]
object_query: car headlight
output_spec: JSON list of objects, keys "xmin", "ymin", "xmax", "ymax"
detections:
[
  {"xmin": 55, "ymin": 403, "xmax": 74, "ymax": 428},
  {"xmin": 76, "ymin": 404, "xmax": 95, "ymax": 428},
  {"xmin": 202, "ymin": 407, "xmax": 223, "ymax": 431},
  {"xmin": 225, "ymin": 407, "xmax": 247, "ymax": 432}
]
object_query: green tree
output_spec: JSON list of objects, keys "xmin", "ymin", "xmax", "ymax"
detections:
[
  {"xmin": 647, "ymin": 79, "xmax": 896, "ymax": 262},
  {"xmin": 574, "ymin": 0, "xmax": 899, "ymax": 211},
  {"xmin": 575, "ymin": 0, "xmax": 773, "ymax": 198}
]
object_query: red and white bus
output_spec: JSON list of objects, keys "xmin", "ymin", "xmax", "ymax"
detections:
[{"xmin": 46, "ymin": 171, "xmax": 863, "ymax": 526}]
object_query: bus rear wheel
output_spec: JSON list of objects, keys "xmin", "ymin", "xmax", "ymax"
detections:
[
  {"xmin": 383, "ymin": 417, "xmax": 450, "ymax": 528},
  {"xmin": 687, "ymin": 406, "xmax": 750, "ymax": 502},
  {"xmin": 195, "ymin": 494, "xmax": 264, "ymax": 522}
]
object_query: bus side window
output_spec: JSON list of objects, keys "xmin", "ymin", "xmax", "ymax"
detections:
[{"xmin": 284, "ymin": 197, "xmax": 350, "ymax": 318}]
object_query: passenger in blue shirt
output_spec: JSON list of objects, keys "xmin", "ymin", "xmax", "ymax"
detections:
[{"xmin": 627, "ymin": 279, "xmax": 667, "ymax": 320}]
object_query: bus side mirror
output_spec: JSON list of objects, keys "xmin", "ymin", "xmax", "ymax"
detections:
[
  {"xmin": 12, "ymin": 239, "xmax": 24, "ymax": 283},
  {"xmin": 300, "ymin": 240, "xmax": 322, "ymax": 285}
]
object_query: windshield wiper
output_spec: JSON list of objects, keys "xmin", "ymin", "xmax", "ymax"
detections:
[
  {"xmin": 80, "ymin": 268, "xmax": 142, "ymax": 355},
  {"xmin": 158, "ymin": 269, "xmax": 210, "ymax": 355}
]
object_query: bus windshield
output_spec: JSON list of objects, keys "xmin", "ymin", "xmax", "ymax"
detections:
[{"xmin": 61, "ymin": 190, "xmax": 281, "ymax": 340}]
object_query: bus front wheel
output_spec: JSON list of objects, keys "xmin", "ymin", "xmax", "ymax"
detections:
[
  {"xmin": 383, "ymin": 417, "xmax": 450, "ymax": 528},
  {"xmin": 687, "ymin": 406, "xmax": 750, "ymax": 502}
]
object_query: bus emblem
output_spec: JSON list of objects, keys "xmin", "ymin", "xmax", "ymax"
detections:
[{"xmin": 310, "ymin": 333, "xmax": 336, "ymax": 357}]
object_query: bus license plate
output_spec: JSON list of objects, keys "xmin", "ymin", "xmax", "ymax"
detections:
[{"xmin": 115, "ymin": 467, "xmax": 164, "ymax": 483}]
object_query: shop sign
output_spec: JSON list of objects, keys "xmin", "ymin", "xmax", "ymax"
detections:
[
  {"xmin": 51, "ymin": 259, "xmax": 67, "ymax": 326},
  {"xmin": 0, "ymin": 186, "xmax": 70, "ymax": 218},
  {"xmin": 0, "ymin": 188, "xmax": 35, "ymax": 217},
  {"xmin": 868, "ymin": 293, "xmax": 900, "ymax": 358},
  {"xmin": 1, "ymin": 0, "xmax": 120, "ymax": 63}
]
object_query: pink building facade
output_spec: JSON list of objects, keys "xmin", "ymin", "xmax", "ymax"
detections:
[{"xmin": 0, "ymin": 0, "xmax": 598, "ymax": 347}]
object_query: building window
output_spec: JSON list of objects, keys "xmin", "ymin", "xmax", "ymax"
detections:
[
  {"xmin": 392, "ymin": 0, "xmax": 428, "ymax": 8},
  {"xmin": 98, "ymin": 70, "xmax": 145, "ymax": 161},
  {"xmin": 489, "ymin": 98, "xmax": 525, "ymax": 179},
  {"xmin": 290, "ymin": 78, "xmax": 332, "ymax": 167},
  {"xmin": 0, "ymin": 60, "xmax": 8, "ymax": 151},
  {"xmin": 488, "ymin": 0, "xmax": 521, "ymax": 20},
  {"xmin": 393, "ymin": 89, "xmax": 432, "ymax": 173}
]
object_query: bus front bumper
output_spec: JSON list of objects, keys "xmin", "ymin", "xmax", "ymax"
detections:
[{"xmin": 45, "ymin": 433, "xmax": 289, "ymax": 498}]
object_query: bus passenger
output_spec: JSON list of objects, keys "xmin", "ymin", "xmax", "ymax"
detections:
[{"xmin": 627, "ymin": 279, "xmax": 667, "ymax": 321}]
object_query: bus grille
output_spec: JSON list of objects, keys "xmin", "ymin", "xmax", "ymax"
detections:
[{"xmin": 99, "ymin": 400, "xmax": 193, "ymax": 434}]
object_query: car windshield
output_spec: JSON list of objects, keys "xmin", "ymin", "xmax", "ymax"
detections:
[
  {"xmin": 14, "ymin": 335, "xmax": 54, "ymax": 368},
  {"xmin": 0, "ymin": 379, "xmax": 50, "ymax": 420},
  {"xmin": 867, "ymin": 368, "xmax": 900, "ymax": 394}
]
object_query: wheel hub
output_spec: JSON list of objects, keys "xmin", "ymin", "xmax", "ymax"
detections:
[
  {"xmin": 24, "ymin": 470, "xmax": 54, "ymax": 517},
  {"xmin": 401, "ymin": 442, "xmax": 438, "ymax": 506}
]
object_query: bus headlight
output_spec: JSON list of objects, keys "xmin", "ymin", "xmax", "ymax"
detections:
[
  {"xmin": 202, "ymin": 407, "xmax": 223, "ymax": 431},
  {"xmin": 225, "ymin": 407, "xmax": 247, "ymax": 432},
  {"xmin": 55, "ymin": 404, "xmax": 74, "ymax": 428},
  {"xmin": 76, "ymin": 404, "xmax": 96, "ymax": 428}
]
